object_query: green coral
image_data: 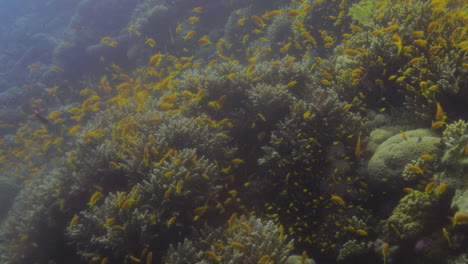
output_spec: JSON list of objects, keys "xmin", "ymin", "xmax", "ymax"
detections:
[
  {"xmin": 348, "ymin": 0, "xmax": 378, "ymax": 26},
  {"xmin": 165, "ymin": 215, "xmax": 293, "ymax": 263},
  {"xmin": 384, "ymin": 191, "xmax": 439, "ymax": 242},
  {"xmin": 441, "ymin": 119, "xmax": 468, "ymax": 171}
]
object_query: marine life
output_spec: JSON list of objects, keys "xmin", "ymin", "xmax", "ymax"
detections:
[
  {"xmin": 87, "ymin": 192, "xmax": 103, "ymax": 207},
  {"xmin": 442, "ymin": 227, "xmax": 452, "ymax": 248},
  {"xmin": 1, "ymin": 1, "xmax": 467, "ymax": 263},
  {"xmin": 382, "ymin": 243, "xmax": 389, "ymax": 264},
  {"xmin": 408, "ymin": 165, "xmax": 424, "ymax": 174},
  {"xmin": 145, "ymin": 38, "xmax": 156, "ymax": 47}
]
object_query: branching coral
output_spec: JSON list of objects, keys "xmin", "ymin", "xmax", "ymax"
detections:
[
  {"xmin": 67, "ymin": 148, "xmax": 226, "ymax": 263},
  {"xmin": 165, "ymin": 215, "xmax": 293, "ymax": 264}
]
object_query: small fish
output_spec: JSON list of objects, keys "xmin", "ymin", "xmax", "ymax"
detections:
[
  {"xmin": 391, "ymin": 33, "xmax": 403, "ymax": 55},
  {"xmin": 408, "ymin": 165, "xmax": 424, "ymax": 174},
  {"xmin": 183, "ymin": 31, "xmax": 196, "ymax": 40},
  {"xmin": 230, "ymin": 242, "xmax": 245, "ymax": 248},
  {"xmin": 129, "ymin": 255, "xmax": 141, "ymax": 262},
  {"xmin": 343, "ymin": 49, "xmax": 359, "ymax": 57},
  {"xmin": 50, "ymin": 66, "xmax": 64, "ymax": 72},
  {"xmin": 435, "ymin": 183, "xmax": 448, "ymax": 196},
  {"xmin": 251, "ymin": 15, "xmax": 266, "ymax": 28},
  {"xmin": 108, "ymin": 41, "xmax": 119, "ymax": 47},
  {"xmin": 204, "ymin": 251, "xmax": 221, "ymax": 262},
  {"xmin": 390, "ymin": 224, "xmax": 402, "ymax": 238},
  {"xmin": 103, "ymin": 218, "xmax": 116, "ymax": 228},
  {"xmin": 435, "ymin": 102, "xmax": 445, "ymax": 121},
  {"xmin": 167, "ymin": 216, "xmax": 177, "ymax": 228},
  {"xmin": 28, "ymin": 63, "xmax": 41, "ymax": 69},
  {"xmin": 355, "ymin": 134, "xmax": 361, "ymax": 158},
  {"xmin": 87, "ymin": 192, "xmax": 103, "ymax": 207},
  {"xmin": 101, "ymin": 36, "xmax": 112, "ymax": 43},
  {"xmin": 197, "ymin": 35, "xmax": 212, "ymax": 46},
  {"xmin": 420, "ymin": 154, "xmax": 434, "ymax": 159},
  {"xmin": 356, "ymin": 229, "xmax": 368, "ymax": 236},
  {"xmin": 287, "ymin": 9, "xmax": 300, "ymax": 17},
  {"xmin": 413, "ymin": 39, "xmax": 427, "ymax": 47},
  {"xmin": 257, "ymin": 255, "xmax": 270, "ymax": 264},
  {"xmin": 175, "ymin": 24, "xmax": 182, "ymax": 34},
  {"xmin": 442, "ymin": 227, "xmax": 452, "ymax": 248},
  {"xmin": 186, "ymin": 16, "xmax": 199, "ymax": 24},
  {"xmin": 400, "ymin": 130, "xmax": 408, "ymax": 141},
  {"xmin": 231, "ymin": 158, "xmax": 244, "ymax": 165},
  {"xmin": 452, "ymin": 213, "xmax": 468, "ymax": 227},
  {"xmin": 382, "ymin": 243, "xmax": 389, "ymax": 264},
  {"xmin": 120, "ymin": 198, "xmax": 136, "ymax": 209},
  {"xmin": 262, "ymin": 10, "xmax": 282, "ymax": 19},
  {"xmin": 145, "ymin": 38, "xmax": 157, "ymax": 47},
  {"xmin": 431, "ymin": 121, "xmax": 446, "ymax": 129},
  {"xmin": 68, "ymin": 215, "xmax": 79, "ymax": 229},
  {"xmin": 149, "ymin": 53, "xmax": 164, "ymax": 67},
  {"xmin": 330, "ymin": 194, "xmax": 345, "ymax": 206},
  {"xmin": 425, "ymin": 182, "xmax": 435, "ymax": 193},
  {"xmin": 237, "ymin": 17, "xmax": 247, "ymax": 26}
]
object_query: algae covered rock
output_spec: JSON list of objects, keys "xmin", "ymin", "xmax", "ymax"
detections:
[
  {"xmin": 367, "ymin": 129, "xmax": 441, "ymax": 191},
  {"xmin": 438, "ymin": 120, "xmax": 468, "ymax": 215},
  {"xmin": 386, "ymin": 191, "xmax": 438, "ymax": 241}
]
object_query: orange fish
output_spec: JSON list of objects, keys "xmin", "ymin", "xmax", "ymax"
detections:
[
  {"xmin": 251, "ymin": 15, "xmax": 266, "ymax": 28},
  {"xmin": 262, "ymin": 10, "xmax": 282, "ymax": 19},
  {"xmin": 197, "ymin": 36, "xmax": 212, "ymax": 46},
  {"xmin": 435, "ymin": 102, "xmax": 445, "ymax": 121},
  {"xmin": 431, "ymin": 121, "xmax": 446, "ymax": 129},
  {"xmin": 355, "ymin": 134, "xmax": 361, "ymax": 158},
  {"xmin": 28, "ymin": 64, "xmax": 40, "ymax": 69},
  {"xmin": 183, "ymin": 31, "xmax": 195, "ymax": 40},
  {"xmin": 145, "ymin": 38, "xmax": 157, "ymax": 47},
  {"xmin": 186, "ymin": 17, "xmax": 199, "ymax": 24},
  {"xmin": 382, "ymin": 243, "xmax": 389, "ymax": 264},
  {"xmin": 175, "ymin": 24, "xmax": 182, "ymax": 34},
  {"xmin": 408, "ymin": 165, "xmax": 423, "ymax": 174},
  {"xmin": 287, "ymin": 9, "xmax": 300, "ymax": 17}
]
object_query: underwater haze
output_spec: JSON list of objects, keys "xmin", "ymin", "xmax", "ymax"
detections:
[{"xmin": 0, "ymin": 0, "xmax": 467, "ymax": 263}]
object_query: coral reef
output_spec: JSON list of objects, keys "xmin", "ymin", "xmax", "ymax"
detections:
[
  {"xmin": 165, "ymin": 215, "xmax": 293, "ymax": 264},
  {"xmin": 0, "ymin": 0, "xmax": 467, "ymax": 264},
  {"xmin": 367, "ymin": 129, "xmax": 442, "ymax": 191},
  {"xmin": 384, "ymin": 191, "xmax": 440, "ymax": 242}
]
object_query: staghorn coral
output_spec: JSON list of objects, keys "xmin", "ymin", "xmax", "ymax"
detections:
[
  {"xmin": 67, "ymin": 148, "xmax": 225, "ymax": 263},
  {"xmin": 165, "ymin": 214, "xmax": 293, "ymax": 264}
]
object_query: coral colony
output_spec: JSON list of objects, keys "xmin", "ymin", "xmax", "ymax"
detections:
[{"xmin": 0, "ymin": 0, "xmax": 466, "ymax": 263}]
